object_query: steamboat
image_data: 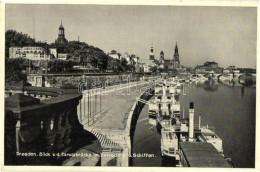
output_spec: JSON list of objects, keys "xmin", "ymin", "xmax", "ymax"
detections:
[{"xmin": 148, "ymin": 79, "xmax": 234, "ymax": 167}]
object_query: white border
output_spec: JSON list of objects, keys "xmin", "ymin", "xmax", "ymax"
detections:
[{"xmin": 0, "ymin": 1, "xmax": 259, "ymax": 171}]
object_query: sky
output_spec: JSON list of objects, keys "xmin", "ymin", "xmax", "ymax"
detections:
[{"xmin": 5, "ymin": 4, "xmax": 257, "ymax": 68}]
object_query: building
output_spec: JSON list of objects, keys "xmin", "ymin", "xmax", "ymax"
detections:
[
  {"xmin": 195, "ymin": 61, "xmax": 223, "ymax": 73},
  {"xmin": 141, "ymin": 59, "xmax": 156, "ymax": 73},
  {"xmin": 49, "ymin": 48, "xmax": 57, "ymax": 58},
  {"xmin": 130, "ymin": 54, "xmax": 139, "ymax": 64},
  {"xmin": 156, "ymin": 42, "xmax": 181, "ymax": 70},
  {"xmin": 9, "ymin": 45, "xmax": 50, "ymax": 60},
  {"xmin": 159, "ymin": 51, "xmax": 165, "ymax": 68},
  {"xmin": 149, "ymin": 45, "xmax": 155, "ymax": 60},
  {"xmin": 135, "ymin": 62, "xmax": 145, "ymax": 73},
  {"xmin": 57, "ymin": 53, "xmax": 68, "ymax": 60},
  {"xmin": 123, "ymin": 52, "xmax": 131, "ymax": 64},
  {"xmin": 108, "ymin": 50, "xmax": 121, "ymax": 60},
  {"xmin": 164, "ymin": 59, "xmax": 172, "ymax": 68},
  {"xmin": 143, "ymin": 64, "xmax": 150, "ymax": 72},
  {"xmin": 172, "ymin": 42, "xmax": 180, "ymax": 68},
  {"xmin": 55, "ymin": 21, "xmax": 68, "ymax": 44}
]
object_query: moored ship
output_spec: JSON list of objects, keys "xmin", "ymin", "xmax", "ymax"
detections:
[{"xmin": 148, "ymin": 79, "xmax": 234, "ymax": 167}]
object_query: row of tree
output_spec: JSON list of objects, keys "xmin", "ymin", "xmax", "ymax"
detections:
[{"xmin": 51, "ymin": 41, "xmax": 136, "ymax": 73}]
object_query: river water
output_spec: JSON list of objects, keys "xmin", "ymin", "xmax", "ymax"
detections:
[{"xmin": 131, "ymin": 81, "xmax": 256, "ymax": 168}]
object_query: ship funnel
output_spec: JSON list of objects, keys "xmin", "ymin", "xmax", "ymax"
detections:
[{"xmin": 189, "ymin": 102, "xmax": 194, "ymax": 142}]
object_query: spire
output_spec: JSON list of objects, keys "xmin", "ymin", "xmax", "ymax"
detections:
[
  {"xmin": 59, "ymin": 20, "xmax": 64, "ymax": 30},
  {"xmin": 175, "ymin": 42, "xmax": 178, "ymax": 55},
  {"xmin": 56, "ymin": 20, "xmax": 67, "ymax": 44}
]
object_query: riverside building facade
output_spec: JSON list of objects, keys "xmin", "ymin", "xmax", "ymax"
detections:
[{"xmin": 9, "ymin": 46, "xmax": 51, "ymax": 60}]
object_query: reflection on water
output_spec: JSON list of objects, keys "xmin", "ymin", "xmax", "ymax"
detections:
[
  {"xmin": 194, "ymin": 80, "xmax": 219, "ymax": 91},
  {"xmin": 180, "ymin": 82, "xmax": 256, "ymax": 168},
  {"xmin": 241, "ymin": 87, "xmax": 245, "ymax": 98},
  {"xmin": 132, "ymin": 81, "xmax": 256, "ymax": 168}
]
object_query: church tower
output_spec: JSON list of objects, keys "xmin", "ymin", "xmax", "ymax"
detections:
[
  {"xmin": 149, "ymin": 44, "xmax": 155, "ymax": 60},
  {"xmin": 173, "ymin": 42, "xmax": 180, "ymax": 68},
  {"xmin": 55, "ymin": 21, "xmax": 68, "ymax": 44}
]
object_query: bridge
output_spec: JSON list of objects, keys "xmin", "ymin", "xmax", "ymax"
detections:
[{"xmin": 194, "ymin": 72, "xmax": 256, "ymax": 83}]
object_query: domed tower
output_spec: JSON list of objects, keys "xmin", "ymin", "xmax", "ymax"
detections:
[
  {"xmin": 173, "ymin": 42, "xmax": 180, "ymax": 68},
  {"xmin": 149, "ymin": 44, "xmax": 155, "ymax": 60},
  {"xmin": 58, "ymin": 22, "xmax": 65, "ymax": 38},
  {"xmin": 55, "ymin": 21, "xmax": 68, "ymax": 44}
]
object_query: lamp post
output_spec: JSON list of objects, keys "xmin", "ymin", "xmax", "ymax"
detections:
[{"xmin": 45, "ymin": 41, "xmax": 48, "ymax": 87}]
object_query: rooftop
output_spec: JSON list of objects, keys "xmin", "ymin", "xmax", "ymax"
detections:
[
  {"xmin": 180, "ymin": 142, "xmax": 231, "ymax": 167},
  {"xmin": 205, "ymin": 61, "xmax": 218, "ymax": 64},
  {"xmin": 10, "ymin": 43, "xmax": 49, "ymax": 48}
]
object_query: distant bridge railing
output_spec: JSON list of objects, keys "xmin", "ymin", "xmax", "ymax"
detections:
[{"xmin": 5, "ymin": 85, "xmax": 79, "ymax": 98}]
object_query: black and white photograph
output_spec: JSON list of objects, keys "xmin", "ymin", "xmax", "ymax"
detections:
[{"xmin": 1, "ymin": 1, "xmax": 258, "ymax": 170}]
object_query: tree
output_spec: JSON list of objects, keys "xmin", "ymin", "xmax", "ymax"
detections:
[
  {"xmin": 128, "ymin": 64, "xmax": 136, "ymax": 73},
  {"xmin": 110, "ymin": 50, "xmax": 117, "ymax": 54},
  {"xmin": 120, "ymin": 58, "xmax": 128, "ymax": 71},
  {"xmin": 5, "ymin": 58, "xmax": 28, "ymax": 85},
  {"xmin": 51, "ymin": 41, "xmax": 112, "ymax": 71},
  {"xmin": 5, "ymin": 30, "xmax": 35, "ymax": 58}
]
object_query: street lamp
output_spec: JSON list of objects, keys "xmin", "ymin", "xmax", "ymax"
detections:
[{"xmin": 45, "ymin": 41, "xmax": 48, "ymax": 87}]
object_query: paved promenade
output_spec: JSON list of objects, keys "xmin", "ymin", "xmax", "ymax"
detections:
[
  {"xmin": 78, "ymin": 81, "xmax": 151, "ymax": 130},
  {"xmin": 77, "ymin": 81, "xmax": 152, "ymax": 166}
]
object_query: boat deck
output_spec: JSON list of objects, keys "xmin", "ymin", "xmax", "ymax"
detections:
[{"xmin": 179, "ymin": 142, "xmax": 231, "ymax": 167}]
